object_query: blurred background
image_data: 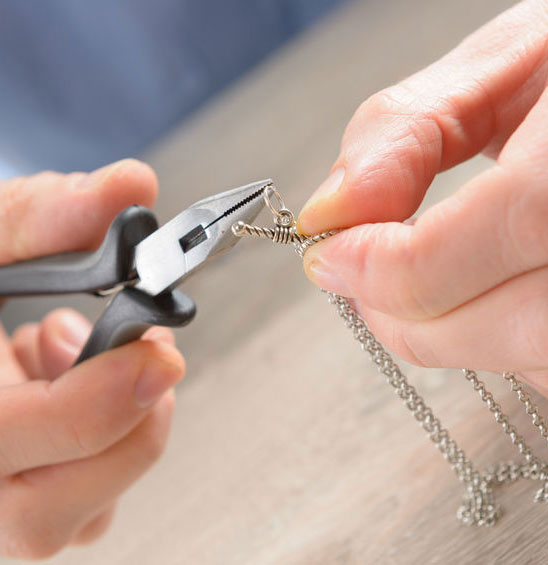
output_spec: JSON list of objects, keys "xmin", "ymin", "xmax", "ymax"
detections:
[
  {"xmin": 0, "ymin": 0, "xmax": 347, "ymax": 177},
  {"xmin": 2, "ymin": 1, "xmax": 539, "ymax": 564}
]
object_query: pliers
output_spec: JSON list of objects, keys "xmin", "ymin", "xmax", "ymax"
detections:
[{"xmin": 0, "ymin": 180, "xmax": 270, "ymax": 364}]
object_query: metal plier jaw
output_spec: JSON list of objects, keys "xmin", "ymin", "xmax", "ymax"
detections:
[
  {"xmin": 134, "ymin": 181, "xmax": 268, "ymax": 296},
  {"xmin": 0, "ymin": 180, "xmax": 270, "ymax": 364}
]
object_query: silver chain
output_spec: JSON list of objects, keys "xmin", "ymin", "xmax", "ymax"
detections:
[{"xmin": 232, "ymin": 185, "xmax": 548, "ymax": 526}]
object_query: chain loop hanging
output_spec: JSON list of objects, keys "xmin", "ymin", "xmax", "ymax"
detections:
[{"xmin": 232, "ymin": 184, "xmax": 548, "ymax": 526}]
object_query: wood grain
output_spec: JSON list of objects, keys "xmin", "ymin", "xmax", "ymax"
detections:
[{"xmin": 7, "ymin": 0, "xmax": 547, "ymax": 563}]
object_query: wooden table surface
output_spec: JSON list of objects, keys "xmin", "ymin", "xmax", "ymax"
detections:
[{"xmin": 6, "ymin": 0, "xmax": 548, "ymax": 563}]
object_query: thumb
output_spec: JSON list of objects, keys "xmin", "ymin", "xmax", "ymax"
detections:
[
  {"xmin": 302, "ymin": 222, "xmax": 411, "ymax": 306},
  {"xmin": 0, "ymin": 159, "xmax": 158, "ymax": 264},
  {"xmin": 296, "ymin": 1, "xmax": 548, "ymax": 235}
]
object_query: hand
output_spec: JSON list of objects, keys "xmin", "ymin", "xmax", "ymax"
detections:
[
  {"xmin": 298, "ymin": 2, "xmax": 548, "ymax": 393},
  {"xmin": 0, "ymin": 160, "xmax": 185, "ymax": 559}
]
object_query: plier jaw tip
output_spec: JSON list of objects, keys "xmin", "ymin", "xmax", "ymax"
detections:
[
  {"xmin": 133, "ymin": 180, "xmax": 271, "ymax": 297},
  {"xmin": 198, "ymin": 178, "xmax": 272, "ymax": 257}
]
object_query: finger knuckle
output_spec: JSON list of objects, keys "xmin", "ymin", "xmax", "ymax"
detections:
[
  {"xmin": 504, "ymin": 179, "xmax": 548, "ymax": 268},
  {"xmin": 361, "ymin": 86, "xmax": 411, "ymax": 118},
  {"xmin": 1, "ymin": 491, "xmax": 67, "ymax": 559},
  {"xmin": 343, "ymin": 88, "xmax": 409, "ymax": 150},
  {"xmin": 65, "ymin": 419, "xmax": 101, "ymax": 458},
  {"xmin": 353, "ymin": 226, "xmax": 433, "ymax": 320},
  {"xmin": 340, "ymin": 93, "xmax": 442, "ymax": 229},
  {"xmin": 390, "ymin": 252, "xmax": 434, "ymax": 320},
  {"xmin": 386, "ymin": 323, "xmax": 438, "ymax": 368},
  {"xmin": 361, "ymin": 309, "xmax": 436, "ymax": 368}
]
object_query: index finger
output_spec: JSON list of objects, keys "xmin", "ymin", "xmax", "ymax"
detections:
[
  {"xmin": 297, "ymin": 0, "xmax": 548, "ymax": 234},
  {"xmin": 0, "ymin": 159, "xmax": 157, "ymax": 264}
]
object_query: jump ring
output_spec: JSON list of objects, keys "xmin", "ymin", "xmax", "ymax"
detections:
[{"xmin": 264, "ymin": 185, "xmax": 286, "ymax": 219}]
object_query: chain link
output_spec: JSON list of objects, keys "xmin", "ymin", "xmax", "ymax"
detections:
[
  {"xmin": 502, "ymin": 371, "xmax": 548, "ymax": 441},
  {"xmin": 232, "ymin": 187, "xmax": 548, "ymax": 526}
]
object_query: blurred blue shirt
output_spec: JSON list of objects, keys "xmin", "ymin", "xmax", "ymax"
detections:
[{"xmin": 0, "ymin": 0, "xmax": 346, "ymax": 176}]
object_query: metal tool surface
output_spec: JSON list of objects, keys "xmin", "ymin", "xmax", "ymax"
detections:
[{"xmin": 134, "ymin": 180, "xmax": 268, "ymax": 296}]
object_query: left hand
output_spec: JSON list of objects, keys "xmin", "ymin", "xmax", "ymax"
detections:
[{"xmin": 0, "ymin": 159, "xmax": 184, "ymax": 559}]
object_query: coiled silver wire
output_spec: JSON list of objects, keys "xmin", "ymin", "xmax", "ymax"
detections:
[
  {"xmin": 232, "ymin": 220, "xmax": 340, "ymax": 250},
  {"xmin": 232, "ymin": 221, "xmax": 304, "ymax": 245}
]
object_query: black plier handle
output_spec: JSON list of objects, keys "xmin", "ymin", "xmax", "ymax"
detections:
[{"xmin": 0, "ymin": 206, "xmax": 196, "ymax": 364}]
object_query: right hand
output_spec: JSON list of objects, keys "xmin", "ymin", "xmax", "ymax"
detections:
[{"xmin": 298, "ymin": 1, "xmax": 548, "ymax": 391}]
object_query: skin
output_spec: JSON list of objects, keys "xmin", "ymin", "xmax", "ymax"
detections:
[
  {"xmin": 0, "ymin": 159, "xmax": 186, "ymax": 559},
  {"xmin": 2, "ymin": 1, "xmax": 546, "ymax": 557},
  {"xmin": 298, "ymin": 1, "xmax": 548, "ymax": 395}
]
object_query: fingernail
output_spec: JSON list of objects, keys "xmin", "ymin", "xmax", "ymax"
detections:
[
  {"xmin": 304, "ymin": 252, "xmax": 352, "ymax": 297},
  {"xmin": 134, "ymin": 359, "xmax": 183, "ymax": 408},
  {"xmin": 56, "ymin": 312, "xmax": 90, "ymax": 350},
  {"xmin": 302, "ymin": 167, "xmax": 345, "ymax": 208},
  {"xmin": 77, "ymin": 160, "xmax": 124, "ymax": 190}
]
